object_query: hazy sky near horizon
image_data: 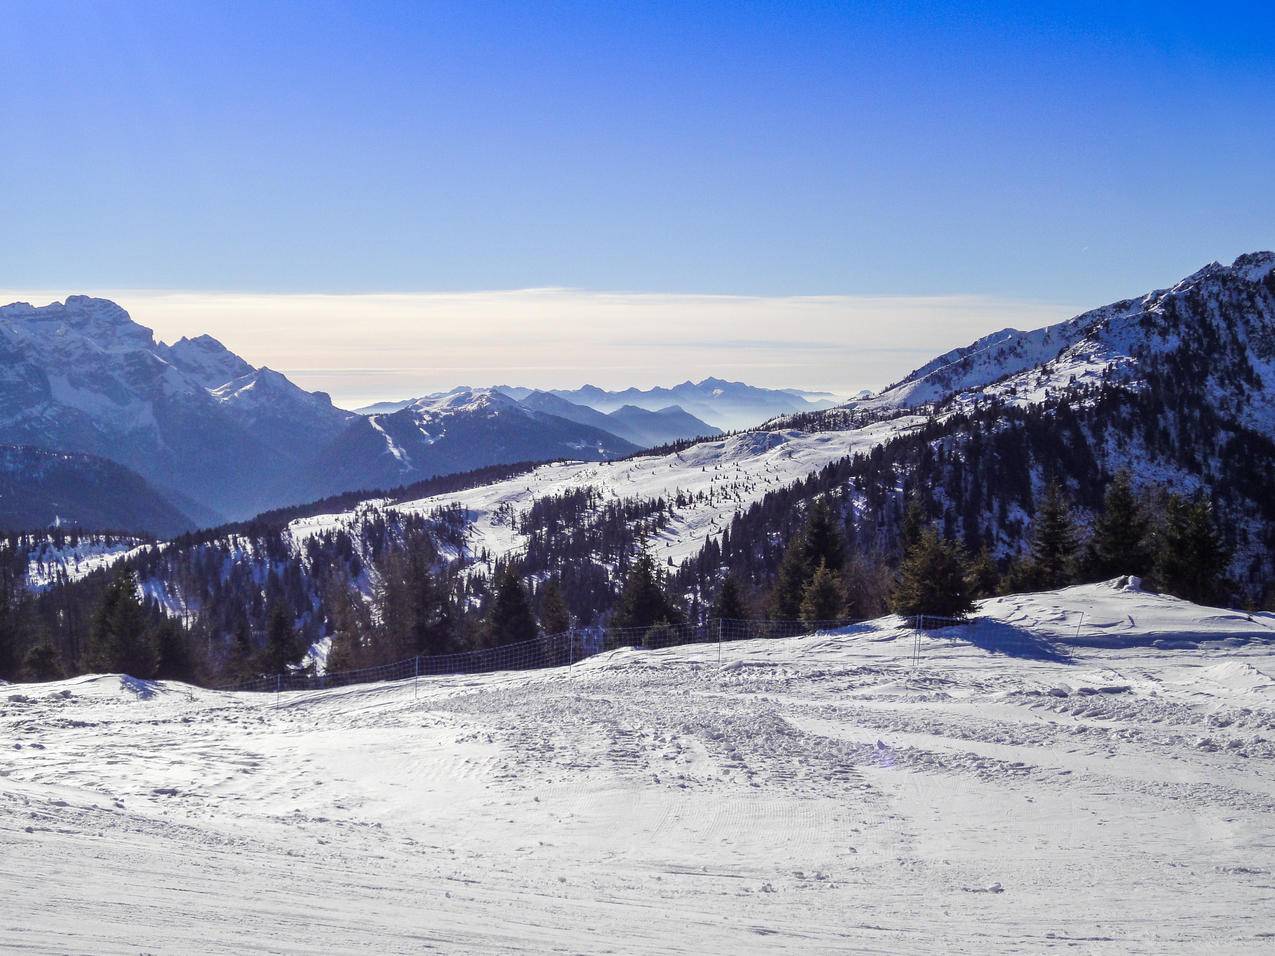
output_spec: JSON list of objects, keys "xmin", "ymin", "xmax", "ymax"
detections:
[
  {"xmin": 0, "ymin": 287, "xmax": 1078, "ymax": 408},
  {"xmin": 2, "ymin": 2, "xmax": 1272, "ymax": 402}
]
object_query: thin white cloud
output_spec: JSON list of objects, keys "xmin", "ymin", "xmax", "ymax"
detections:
[{"xmin": 0, "ymin": 288, "xmax": 1080, "ymax": 408}]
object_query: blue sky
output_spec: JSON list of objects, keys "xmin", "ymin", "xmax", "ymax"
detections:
[{"xmin": 2, "ymin": 2, "xmax": 1272, "ymax": 399}]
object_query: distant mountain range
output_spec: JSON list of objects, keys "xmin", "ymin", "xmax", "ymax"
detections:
[
  {"xmin": 0, "ymin": 297, "xmax": 768, "ymax": 532},
  {"xmin": 492, "ymin": 379, "xmax": 836, "ymax": 430}
]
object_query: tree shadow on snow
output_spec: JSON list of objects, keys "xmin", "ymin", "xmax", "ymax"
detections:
[{"xmin": 933, "ymin": 619, "xmax": 1074, "ymax": 664}]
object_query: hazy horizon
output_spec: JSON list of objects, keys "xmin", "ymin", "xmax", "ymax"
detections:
[{"xmin": 0, "ymin": 286, "xmax": 1080, "ymax": 408}]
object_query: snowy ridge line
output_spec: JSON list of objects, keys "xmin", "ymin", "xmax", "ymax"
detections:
[{"xmin": 219, "ymin": 617, "xmax": 862, "ymax": 693}]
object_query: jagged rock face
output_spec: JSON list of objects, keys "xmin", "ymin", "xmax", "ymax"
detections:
[
  {"xmin": 0, "ymin": 296, "xmax": 355, "ymax": 521},
  {"xmin": 0, "ymin": 302, "xmax": 648, "ymax": 522}
]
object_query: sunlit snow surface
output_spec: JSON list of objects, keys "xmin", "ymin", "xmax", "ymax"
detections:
[
  {"xmin": 288, "ymin": 418, "xmax": 924, "ymax": 567},
  {"xmin": 3, "ymin": 582, "xmax": 1275, "ymax": 953}
]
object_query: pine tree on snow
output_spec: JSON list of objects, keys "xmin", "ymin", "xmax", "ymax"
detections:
[
  {"xmin": 711, "ymin": 574, "xmax": 748, "ymax": 621},
  {"xmin": 260, "ymin": 602, "xmax": 303, "ymax": 675},
  {"xmin": 801, "ymin": 497, "xmax": 846, "ymax": 573},
  {"xmin": 613, "ymin": 542, "xmax": 682, "ymax": 631},
  {"xmin": 769, "ymin": 537, "xmax": 810, "ymax": 621},
  {"xmin": 1084, "ymin": 470, "xmax": 1151, "ymax": 580},
  {"xmin": 538, "ymin": 578, "xmax": 571, "ymax": 636},
  {"xmin": 800, "ymin": 560, "xmax": 845, "ymax": 625},
  {"xmin": 84, "ymin": 568, "xmax": 156, "ymax": 678},
  {"xmin": 1027, "ymin": 479, "xmax": 1079, "ymax": 590},
  {"xmin": 892, "ymin": 529, "xmax": 975, "ymax": 619},
  {"xmin": 1154, "ymin": 494, "xmax": 1231, "ymax": 606},
  {"xmin": 487, "ymin": 566, "xmax": 538, "ymax": 646}
]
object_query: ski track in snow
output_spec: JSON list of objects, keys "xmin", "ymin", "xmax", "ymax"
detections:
[{"xmin": 2, "ymin": 585, "xmax": 1274, "ymax": 953}]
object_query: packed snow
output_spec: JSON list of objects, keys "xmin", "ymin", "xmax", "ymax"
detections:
[{"xmin": 3, "ymin": 582, "xmax": 1274, "ymax": 953}]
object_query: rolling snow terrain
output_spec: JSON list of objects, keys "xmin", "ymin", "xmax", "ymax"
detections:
[{"xmin": 3, "ymin": 582, "xmax": 1274, "ymax": 953}]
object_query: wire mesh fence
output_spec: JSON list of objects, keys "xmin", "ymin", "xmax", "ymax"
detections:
[{"xmin": 218, "ymin": 616, "xmax": 862, "ymax": 694}]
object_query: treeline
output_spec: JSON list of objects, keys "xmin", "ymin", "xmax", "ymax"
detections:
[{"xmin": 1, "ymin": 366, "xmax": 1272, "ymax": 685}]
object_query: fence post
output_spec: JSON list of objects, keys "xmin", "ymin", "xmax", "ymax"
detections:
[
  {"xmin": 717, "ymin": 617, "xmax": 722, "ymax": 665},
  {"xmin": 275, "ymin": 673, "xmax": 280, "ymax": 710},
  {"xmin": 414, "ymin": 655, "xmax": 419, "ymax": 700}
]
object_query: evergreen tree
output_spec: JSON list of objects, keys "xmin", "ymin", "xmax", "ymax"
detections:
[
  {"xmin": 1027, "ymin": 479, "xmax": 1079, "ymax": 589},
  {"xmin": 1155, "ymin": 494, "xmax": 1231, "ymax": 605},
  {"xmin": 152, "ymin": 618, "xmax": 198, "ymax": 683},
  {"xmin": 711, "ymin": 574, "xmax": 748, "ymax": 621},
  {"xmin": 538, "ymin": 578, "xmax": 571, "ymax": 635},
  {"xmin": 769, "ymin": 536, "xmax": 810, "ymax": 621},
  {"xmin": 900, "ymin": 498, "xmax": 925, "ymax": 553},
  {"xmin": 613, "ymin": 543, "xmax": 681, "ymax": 631},
  {"xmin": 224, "ymin": 617, "xmax": 255, "ymax": 682},
  {"xmin": 893, "ymin": 529, "xmax": 975, "ymax": 619},
  {"xmin": 802, "ymin": 497, "xmax": 845, "ymax": 573},
  {"xmin": 1084, "ymin": 470, "xmax": 1151, "ymax": 580},
  {"xmin": 967, "ymin": 546, "xmax": 1000, "ymax": 598},
  {"xmin": 259, "ymin": 603, "xmax": 303, "ymax": 675},
  {"xmin": 642, "ymin": 621, "xmax": 677, "ymax": 649},
  {"xmin": 84, "ymin": 569, "xmax": 156, "ymax": 677},
  {"xmin": 488, "ymin": 566, "xmax": 538, "ymax": 646},
  {"xmin": 323, "ymin": 574, "xmax": 369, "ymax": 672},
  {"xmin": 22, "ymin": 641, "xmax": 63, "ymax": 682},
  {"xmin": 799, "ymin": 560, "xmax": 844, "ymax": 625}
]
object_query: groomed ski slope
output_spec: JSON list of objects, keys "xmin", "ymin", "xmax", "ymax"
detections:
[
  {"xmin": 3, "ymin": 582, "xmax": 1274, "ymax": 954},
  {"xmin": 288, "ymin": 416, "xmax": 924, "ymax": 566}
]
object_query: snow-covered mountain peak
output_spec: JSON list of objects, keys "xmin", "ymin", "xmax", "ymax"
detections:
[
  {"xmin": 166, "ymin": 333, "xmax": 255, "ymax": 388},
  {"xmin": 831, "ymin": 251, "xmax": 1275, "ymax": 430},
  {"xmin": 0, "ymin": 295, "xmax": 157, "ymax": 354},
  {"xmin": 408, "ymin": 386, "xmax": 527, "ymax": 418},
  {"xmin": 1230, "ymin": 250, "xmax": 1275, "ymax": 284}
]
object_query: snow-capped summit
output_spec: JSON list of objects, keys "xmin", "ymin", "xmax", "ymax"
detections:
[
  {"xmin": 316, "ymin": 385, "xmax": 640, "ymax": 493},
  {"xmin": 166, "ymin": 333, "xmax": 254, "ymax": 388},
  {"xmin": 0, "ymin": 296, "xmax": 356, "ymax": 521},
  {"xmin": 839, "ymin": 251, "xmax": 1275, "ymax": 435}
]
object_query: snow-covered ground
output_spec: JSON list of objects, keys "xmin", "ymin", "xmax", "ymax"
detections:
[
  {"xmin": 20, "ymin": 536, "xmax": 149, "ymax": 590},
  {"xmin": 3, "ymin": 582, "xmax": 1274, "ymax": 953},
  {"xmin": 289, "ymin": 416, "xmax": 923, "ymax": 568}
]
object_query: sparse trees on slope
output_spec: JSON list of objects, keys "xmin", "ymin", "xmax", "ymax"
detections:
[
  {"xmin": 1155, "ymin": 494, "xmax": 1231, "ymax": 606},
  {"xmin": 84, "ymin": 569, "xmax": 156, "ymax": 677},
  {"xmin": 892, "ymin": 529, "xmax": 975, "ymax": 619},
  {"xmin": 1084, "ymin": 470, "xmax": 1151, "ymax": 580}
]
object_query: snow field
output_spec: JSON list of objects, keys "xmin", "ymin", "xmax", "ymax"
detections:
[{"xmin": 2, "ymin": 583, "xmax": 1274, "ymax": 953}]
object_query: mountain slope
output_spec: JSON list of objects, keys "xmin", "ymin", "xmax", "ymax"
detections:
[
  {"xmin": 0, "ymin": 296, "xmax": 357, "ymax": 520},
  {"xmin": 315, "ymin": 388, "xmax": 640, "ymax": 492},
  {"xmin": 517, "ymin": 391, "xmax": 721, "ymax": 447},
  {"xmin": 835, "ymin": 251, "xmax": 1275, "ymax": 429},
  {"xmin": 0, "ymin": 445, "xmax": 196, "ymax": 537}
]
